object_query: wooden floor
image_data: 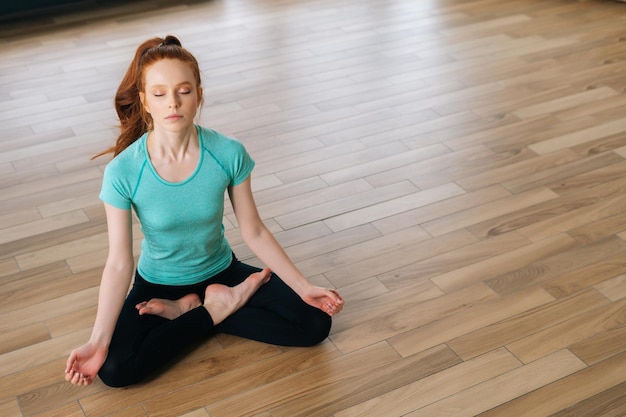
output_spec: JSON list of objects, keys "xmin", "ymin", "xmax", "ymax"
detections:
[{"xmin": 1, "ymin": 0, "xmax": 626, "ymax": 415}]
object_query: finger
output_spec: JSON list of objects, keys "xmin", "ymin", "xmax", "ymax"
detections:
[
  {"xmin": 65, "ymin": 369, "xmax": 75, "ymax": 382},
  {"xmin": 80, "ymin": 374, "xmax": 92, "ymax": 386},
  {"xmin": 328, "ymin": 300, "xmax": 343, "ymax": 315},
  {"xmin": 327, "ymin": 289, "xmax": 344, "ymax": 303},
  {"xmin": 325, "ymin": 303, "xmax": 336, "ymax": 316},
  {"xmin": 65, "ymin": 352, "xmax": 77, "ymax": 373},
  {"xmin": 71, "ymin": 372, "xmax": 82, "ymax": 385}
]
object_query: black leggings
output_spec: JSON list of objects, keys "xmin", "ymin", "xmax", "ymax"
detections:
[{"xmin": 98, "ymin": 256, "xmax": 332, "ymax": 387}]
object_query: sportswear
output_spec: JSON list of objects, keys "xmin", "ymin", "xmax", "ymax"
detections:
[{"xmin": 100, "ymin": 125, "xmax": 255, "ymax": 285}]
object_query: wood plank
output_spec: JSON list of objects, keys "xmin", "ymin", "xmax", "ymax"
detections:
[
  {"xmin": 323, "ymin": 182, "xmax": 465, "ymax": 232},
  {"xmin": 506, "ymin": 298, "xmax": 626, "ymax": 364},
  {"xmin": 178, "ymin": 410, "xmax": 209, "ymax": 417},
  {"xmin": 421, "ymin": 187, "xmax": 559, "ymax": 237},
  {"xmin": 331, "ymin": 278, "xmax": 442, "ymax": 334},
  {"xmin": 447, "ymin": 289, "xmax": 609, "ymax": 360},
  {"xmin": 501, "ymin": 151, "xmax": 624, "ymax": 194},
  {"xmin": 293, "ymin": 224, "xmax": 432, "ymax": 282},
  {"xmin": 566, "ymin": 211, "xmax": 626, "ymax": 244},
  {"xmin": 371, "ymin": 184, "xmax": 511, "ymax": 235},
  {"xmin": 431, "ymin": 233, "xmax": 578, "ymax": 293},
  {"xmin": 0, "ymin": 210, "xmax": 90, "ymax": 247},
  {"xmin": 0, "ymin": 357, "xmax": 80, "ymax": 399},
  {"xmin": 107, "ymin": 405, "xmax": 149, "ymax": 417},
  {"xmin": 334, "ymin": 348, "xmax": 521, "ymax": 417},
  {"xmin": 548, "ymin": 381, "xmax": 626, "ymax": 417},
  {"xmin": 486, "ymin": 236, "xmax": 626, "ymax": 296},
  {"xmin": 594, "ymin": 273, "xmax": 626, "ymax": 302},
  {"xmin": 249, "ymin": 345, "xmax": 461, "ymax": 417},
  {"xmin": 0, "ymin": 322, "xmax": 50, "ymax": 355},
  {"xmin": 477, "ymin": 351, "xmax": 626, "ymax": 417},
  {"xmin": 467, "ymin": 188, "xmax": 598, "ymax": 239},
  {"xmin": 0, "ymin": 328, "xmax": 92, "ymax": 378},
  {"xmin": 366, "ymin": 145, "xmax": 494, "ymax": 188},
  {"xmin": 275, "ymin": 181, "xmax": 420, "ymax": 230},
  {"xmin": 388, "ymin": 286, "xmax": 555, "ymax": 358},
  {"xmin": 546, "ymin": 160, "xmax": 626, "ymax": 195},
  {"xmin": 511, "ymin": 86, "xmax": 620, "ymax": 119},
  {"xmin": 542, "ymin": 251, "xmax": 626, "ymax": 299},
  {"xmin": 28, "ymin": 401, "xmax": 86, "ymax": 417},
  {"xmin": 378, "ymin": 231, "xmax": 531, "ymax": 291},
  {"xmin": 330, "ymin": 282, "xmax": 498, "ymax": 354},
  {"xmin": 0, "ymin": 287, "xmax": 98, "ymax": 335},
  {"xmin": 404, "ymin": 350, "xmax": 586, "ymax": 417},
  {"xmin": 321, "ymin": 145, "xmax": 449, "ymax": 185},
  {"xmin": 37, "ymin": 340, "xmax": 279, "ymax": 417},
  {"xmin": 0, "ymin": 257, "xmax": 22, "ymax": 279},
  {"xmin": 569, "ymin": 325, "xmax": 626, "ymax": 366},
  {"xmin": 0, "ymin": 397, "xmax": 22, "ymax": 417},
  {"xmin": 456, "ymin": 149, "xmax": 580, "ymax": 192},
  {"xmin": 529, "ymin": 117, "xmax": 626, "ymax": 155},
  {"xmin": 412, "ymin": 147, "xmax": 538, "ymax": 190},
  {"xmin": 138, "ymin": 341, "xmax": 365, "ymax": 417},
  {"xmin": 322, "ymin": 229, "xmax": 477, "ymax": 287},
  {"xmin": 201, "ymin": 342, "xmax": 401, "ymax": 417}
]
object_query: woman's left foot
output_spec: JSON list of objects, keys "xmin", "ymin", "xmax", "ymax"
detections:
[{"xmin": 136, "ymin": 293, "xmax": 202, "ymax": 320}]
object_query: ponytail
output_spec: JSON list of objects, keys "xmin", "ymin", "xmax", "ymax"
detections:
[{"xmin": 93, "ymin": 35, "xmax": 202, "ymax": 159}]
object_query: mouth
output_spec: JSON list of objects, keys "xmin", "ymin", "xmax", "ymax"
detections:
[{"xmin": 166, "ymin": 114, "xmax": 183, "ymax": 120}]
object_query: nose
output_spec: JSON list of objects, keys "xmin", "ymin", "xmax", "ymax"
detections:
[{"xmin": 169, "ymin": 96, "xmax": 180, "ymax": 109}]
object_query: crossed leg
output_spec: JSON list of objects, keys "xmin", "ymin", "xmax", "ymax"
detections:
[{"xmin": 135, "ymin": 268, "xmax": 271, "ymax": 323}]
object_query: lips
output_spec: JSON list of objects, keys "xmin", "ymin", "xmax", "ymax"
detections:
[{"xmin": 165, "ymin": 114, "xmax": 183, "ymax": 120}]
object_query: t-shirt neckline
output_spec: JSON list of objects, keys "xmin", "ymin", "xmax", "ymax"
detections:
[{"xmin": 143, "ymin": 125, "xmax": 203, "ymax": 186}]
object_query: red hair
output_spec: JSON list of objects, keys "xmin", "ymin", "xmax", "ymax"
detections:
[{"xmin": 94, "ymin": 35, "xmax": 202, "ymax": 158}]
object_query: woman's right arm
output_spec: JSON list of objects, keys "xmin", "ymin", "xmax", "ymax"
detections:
[{"xmin": 65, "ymin": 203, "xmax": 134, "ymax": 386}]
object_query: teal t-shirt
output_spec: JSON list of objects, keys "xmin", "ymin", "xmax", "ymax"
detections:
[{"xmin": 99, "ymin": 125, "xmax": 255, "ymax": 285}]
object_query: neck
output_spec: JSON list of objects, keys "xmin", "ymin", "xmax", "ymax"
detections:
[{"xmin": 148, "ymin": 125, "xmax": 198, "ymax": 162}]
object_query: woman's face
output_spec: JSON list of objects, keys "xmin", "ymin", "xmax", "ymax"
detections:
[{"xmin": 140, "ymin": 58, "xmax": 202, "ymax": 133}]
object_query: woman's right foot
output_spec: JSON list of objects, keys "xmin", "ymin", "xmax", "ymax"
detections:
[
  {"xmin": 136, "ymin": 293, "xmax": 202, "ymax": 320},
  {"xmin": 203, "ymin": 268, "xmax": 271, "ymax": 325}
]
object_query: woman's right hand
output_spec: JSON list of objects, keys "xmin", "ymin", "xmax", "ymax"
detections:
[{"xmin": 65, "ymin": 343, "xmax": 108, "ymax": 386}]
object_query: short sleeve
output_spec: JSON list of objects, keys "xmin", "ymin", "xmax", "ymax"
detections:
[
  {"xmin": 99, "ymin": 161, "xmax": 133, "ymax": 210},
  {"xmin": 230, "ymin": 141, "xmax": 255, "ymax": 186},
  {"xmin": 200, "ymin": 127, "xmax": 255, "ymax": 187}
]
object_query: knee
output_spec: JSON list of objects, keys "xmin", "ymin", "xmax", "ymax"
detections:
[
  {"xmin": 302, "ymin": 310, "xmax": 332, "ymax": 346},
  {"xmin": 98, "ymin": 359, "xmax": 137, "ymax": 388}
]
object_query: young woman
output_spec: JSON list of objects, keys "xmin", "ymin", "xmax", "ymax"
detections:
[{"xmin": 64, "ymin": 35, "xmax": 344, "ymax": 388}]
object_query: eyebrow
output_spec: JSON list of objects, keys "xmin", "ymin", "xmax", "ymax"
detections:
[{"xmin": 149, "ymin": 82, "xmax": 193, "ymax": 89}]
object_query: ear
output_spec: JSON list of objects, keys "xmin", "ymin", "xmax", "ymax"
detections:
[
  {"xmin": 139, "ymin": 91, "xmax": 150, "ymax": 113},
  {"xmin": 197, "ymin": 87, "xmax": 203, "ymax": 106}
]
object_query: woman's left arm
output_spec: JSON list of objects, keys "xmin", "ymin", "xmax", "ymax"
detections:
[{"xmin": 229, "ymin": 176, "xmax": 344, "ymax": 316}]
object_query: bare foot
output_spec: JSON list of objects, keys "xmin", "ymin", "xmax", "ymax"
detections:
[
  {"xmin": 204, "ymin": 268, "xmax": 271, "ymax": 325},
  {"xmin": 136, "ymin": 293, "xmax": 202, "ymax": 320}
]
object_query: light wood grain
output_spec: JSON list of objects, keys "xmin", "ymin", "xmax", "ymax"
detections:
[
  {"xmin": 1, "ymin": 0, "xmax": 626, "ymax": 415},
  {"xmin": 477, "ymin": 351, "xmax": 626, "ymax": 417}
]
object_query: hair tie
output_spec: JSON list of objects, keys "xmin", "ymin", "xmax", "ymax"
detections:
[{"xmin": 158, "ymin": 37, "xmax": 182, "ymax": 48}]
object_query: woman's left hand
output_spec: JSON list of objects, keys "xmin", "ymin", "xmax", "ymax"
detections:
[{"xmin": 302, "ymin": 286, "xmax": 345, "ymax": 316}]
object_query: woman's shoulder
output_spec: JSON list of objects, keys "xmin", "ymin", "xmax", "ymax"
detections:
[
  {"xmin": 198, "ymin": 125, "xmax": 245, "ymax": 150},
  {"xmin": 104, "ymin": 134, "xmax": 147, "ymax": 175}
]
